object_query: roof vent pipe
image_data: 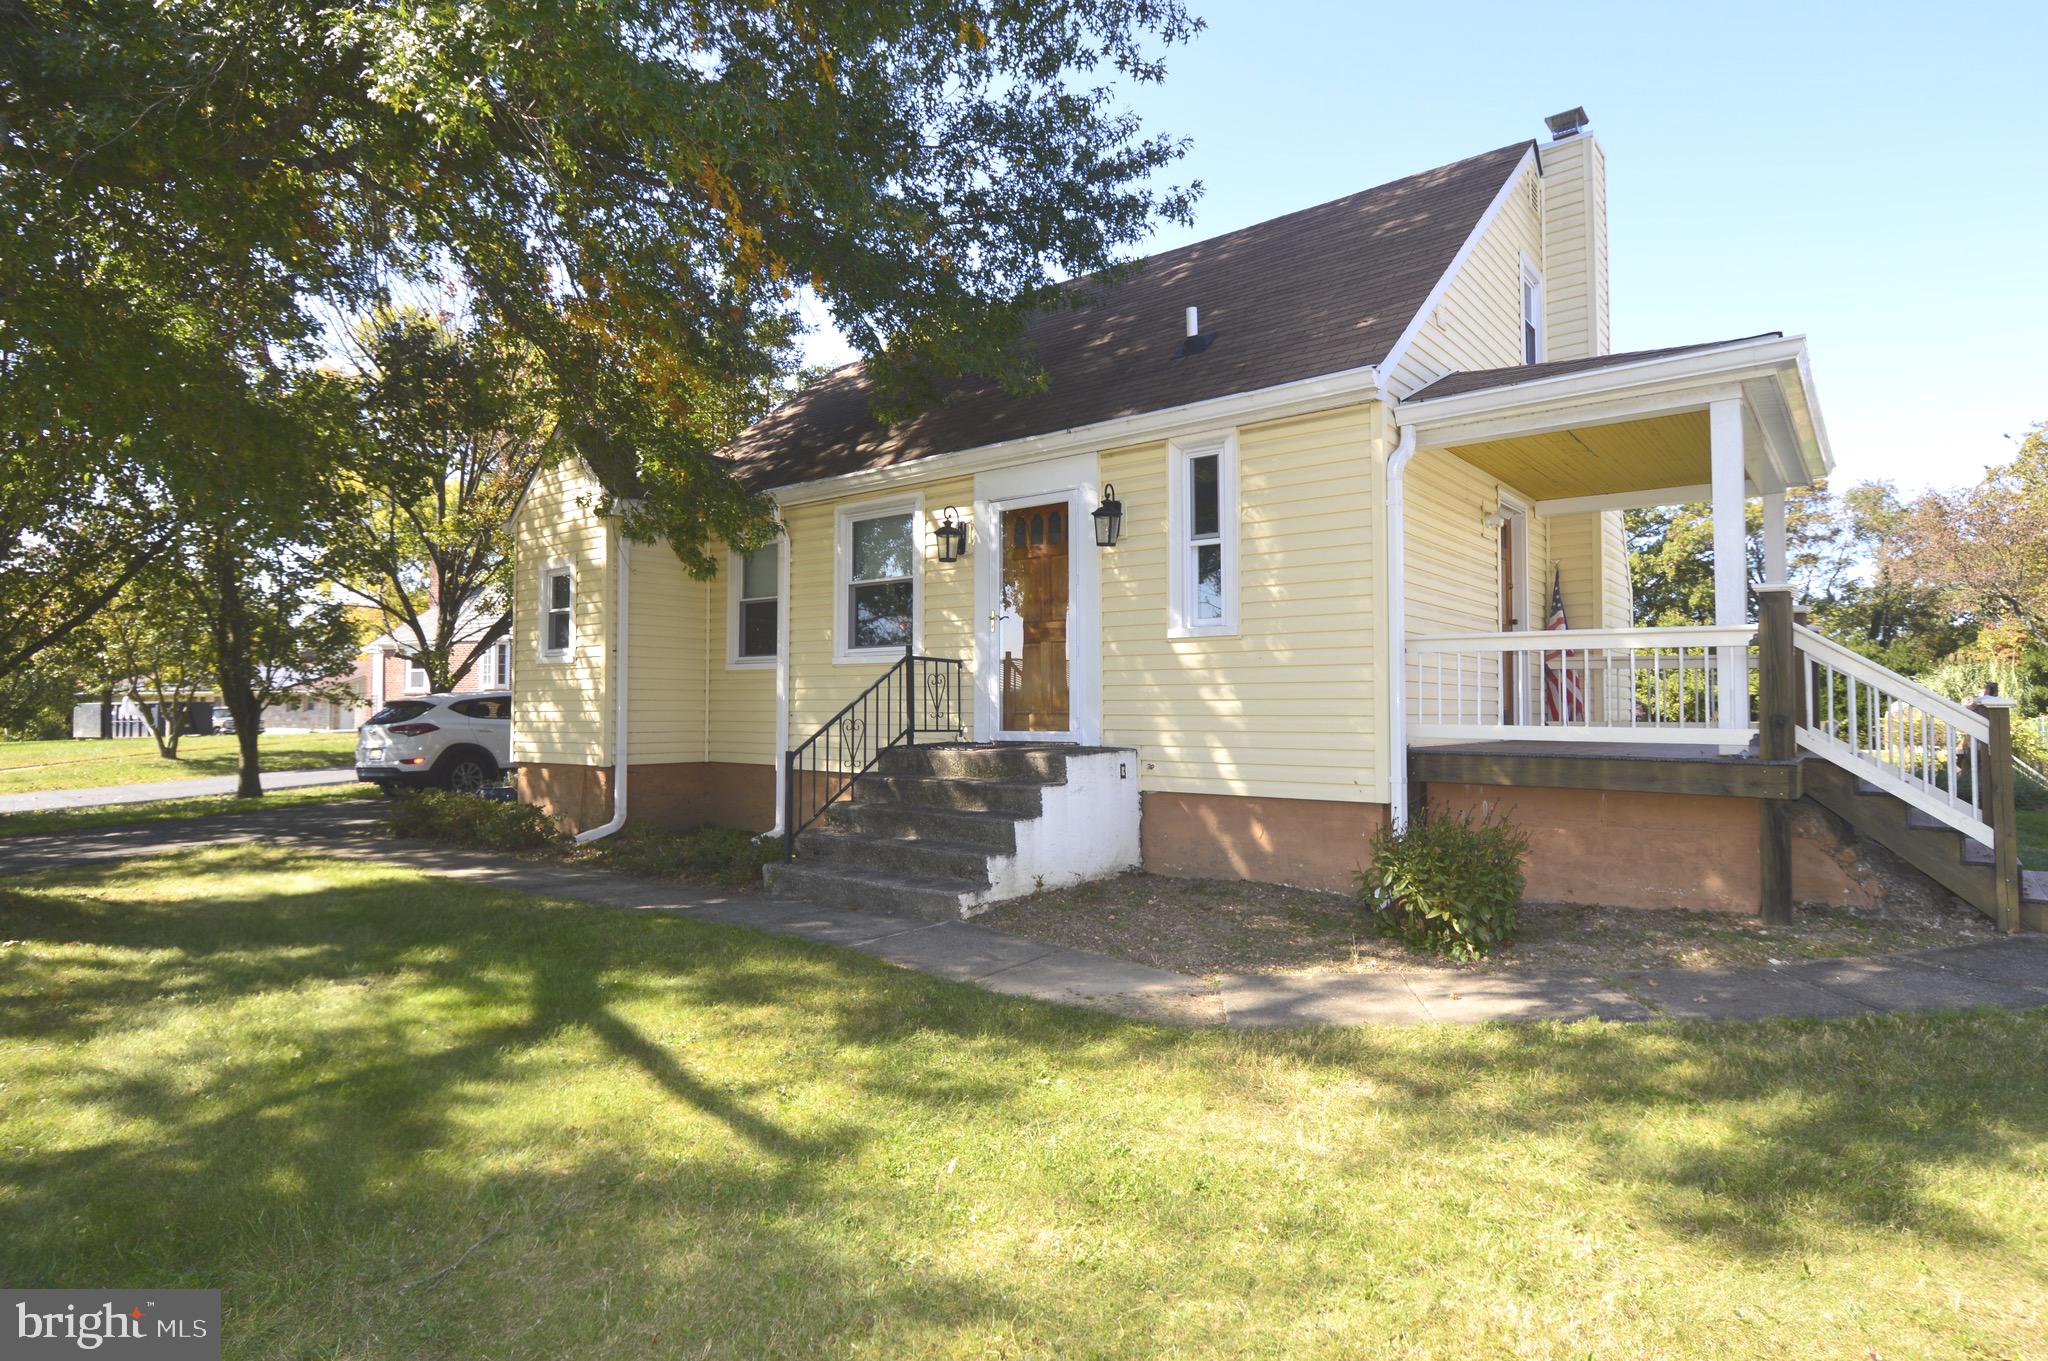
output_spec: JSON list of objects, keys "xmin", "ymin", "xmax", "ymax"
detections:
[{"xmin": 1185, "ymin": 306, "xmax": 1198, "ymax": 338}]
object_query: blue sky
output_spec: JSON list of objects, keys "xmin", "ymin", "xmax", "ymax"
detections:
[{"xmin": 804, "ymin": 0, "xmax": 2046, "ymax": 494}]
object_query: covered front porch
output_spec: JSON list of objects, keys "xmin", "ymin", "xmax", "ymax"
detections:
[{"xmin": 1390, "ymin": 335, "xmax": 2029, "ymax": 929}]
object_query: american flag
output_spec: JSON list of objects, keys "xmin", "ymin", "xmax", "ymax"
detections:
[{"xmin": 1543, "ymin": 565, "xmax": 1586, "ymax": 723}]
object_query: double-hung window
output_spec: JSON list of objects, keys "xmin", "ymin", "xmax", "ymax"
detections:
[
  {"xmin": 540, "ymin": 565, "xmax": 574, "ymax": 661},
  {"xmin": 836, "ymin": 500, "xmax": 919, "ymax": 660},
  {"xmin": 1519, "ymin": 256, "xmax": 1545, "ymax": 364},
  {"xmin": 1168, "ymin": 432, "xmax": 1239, "ymax": 636},
  {"xmin": 730, "ymin": 544, "xmax": 780, "ymax": 665},
  {"xmin": 404, "ymin": 658, "xmax": 430, "ymax": 693},
  {"xmin": 490, "ymin": 640, "xmax": 511, "ymax": 688}
]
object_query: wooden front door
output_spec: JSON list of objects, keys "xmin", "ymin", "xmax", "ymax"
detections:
[{"xmin": 998, "ymin": 500, "xmax": 1071, "ymax": 733}]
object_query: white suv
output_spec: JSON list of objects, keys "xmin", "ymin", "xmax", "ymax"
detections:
[{"xmin": 356, "ymin": 692, "xmax": 512, "ymax": 794}]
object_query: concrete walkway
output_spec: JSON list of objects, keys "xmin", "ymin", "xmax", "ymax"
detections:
[
  {"xmin": 0, "ymin": 766, "xmax": 360, "ymax": 814},
  {"xmin": 2, "ymin": 803, "xmax": 2043, "ymax": 1027}
]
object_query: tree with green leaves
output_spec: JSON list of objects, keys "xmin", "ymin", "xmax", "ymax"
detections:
[
  {"xmin": 3, "ymin": 0, "xmax": 1202, "ymax": 652},
  {"xmin": 1895, "ymin": 422, "xmax": 2048, "ymax": 654},
  {"xmin": 104, "ymin": 565, "xmax": 217, "ymax": 760},
  {"xmin": 1626, "ymin": 480, "xmax": 1968, "ymax": 671}
]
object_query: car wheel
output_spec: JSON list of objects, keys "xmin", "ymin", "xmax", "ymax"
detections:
[{"xmin": 443, "ymin": 753, "xmax": 495, "ymax": 793}]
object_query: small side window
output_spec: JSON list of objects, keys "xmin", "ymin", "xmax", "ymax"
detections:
[
  {"xmin": 1519, "ymin": 257, "xmax": 1545, "ymax": 365},
  {"xmin": 540, "ymin": 567, "xmax": 574, "ymax": 660},
  {"xmin": 404, "ymin": 659, "xmax": 429, "ymax": 693},
  {"xmin": 1168, "ymin": 433, "xmax": 1239, "ymax": 636},
  {"xmin": 732, "ymin": 545, "xmax": 779, "ymax": 663}
]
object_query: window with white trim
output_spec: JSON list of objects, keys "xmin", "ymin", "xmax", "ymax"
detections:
[
  {"xmin": 490, "ymin": 640, "xmax": 511, "ymax": 688},
  {"xmin": 1519, "ymin": 258, "xmax": 1545, "ymax": 364},
  {"xmin": 540, "ymin": 566, "xmax": 574, "ymax": 660},
  {"xmin": 838, "ymin": 503, "xmax": 917, "ymax": 656},
  {"xmin": 731, "ymin": 544, "xmax": 780, "ymax": 664},
  {"xmin": 1168, "ymin": 433, "xmax": 1238, "ymax": 636},
  {"xmin": 404, "ymin": 658, "xmax": 429, "ymax": 693}
]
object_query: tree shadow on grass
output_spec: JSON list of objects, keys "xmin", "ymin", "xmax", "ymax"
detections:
[{"xmin": 3, "ymin": 843, "xmax": 2045, "ymax": 1320}]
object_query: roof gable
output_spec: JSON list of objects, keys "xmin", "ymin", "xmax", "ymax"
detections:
[{"xmin": 726, "ymin": 140, "xmax": 1536, "ymax": 489}]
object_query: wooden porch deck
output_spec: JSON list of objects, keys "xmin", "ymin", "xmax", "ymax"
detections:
[{"xmin": 1410, "ymin": 739, "xmax": 1802, "ymax": 800}]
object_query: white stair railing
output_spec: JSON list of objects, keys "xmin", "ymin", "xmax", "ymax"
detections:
[
  {"xmin": 1792, "ymin": 625, "xmax": 1994, "ymax": 846},
  {"xmin": 1406, "ymin": 625, "xmax": 1756, "ymax": 746}
]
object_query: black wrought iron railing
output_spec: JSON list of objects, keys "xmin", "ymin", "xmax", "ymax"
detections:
[{"xmin": 783, "ymin": 643, "xmax": 965, "ymax": 861}]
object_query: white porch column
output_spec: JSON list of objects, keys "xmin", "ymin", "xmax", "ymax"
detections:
[
  {"xmin": 1761, "ymin": 490, "xmax": 1788, "ymax": 587},
  {"xmin": 1710, "ymin": 398, "xmax": 1751, "ymax": 743}
]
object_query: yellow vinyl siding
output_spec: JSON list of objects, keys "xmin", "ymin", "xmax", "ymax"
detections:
[
  {"xmin": 1546, "ymin": 509, "xmax": 1634, "ymax": 629},
  {"xmin": 1403, "ymin": 447, "xmax": 1550, "ymax": 723},
  {"xmin": 1384, "ymin": 158, "xmax": 1543, "ymax": 397},
  {"xmin": 626, "ymin": 546, "xmax": 708, "ymax": 764},
  {"xmin": 1101, "ymin": 404, "xmax": 1386, "ymax": 803},
  {"xmin": 510, "ymin": 458, "xmax": 612, "ymax": 767}
]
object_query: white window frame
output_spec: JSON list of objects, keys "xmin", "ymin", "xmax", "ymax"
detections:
[
  {"xmin": 1167, "ymin": 430, "xmax": 1240, "ymax": 638},
  {"xmin": 538, "ymin": 560, "xmax": 575, "ymax": 664},
  {"xmin": 490, "ymin": 639, "xmax": 512, "ymax": 688},
  {"xmin": 404, "ymin": 657, "xmax": 430, "ymax": 693},
  {"xmin": 727, "ymin": 539, "xmax": 786, "ymax": 669},
  {"xmin": 1519, "ymin": 254, "xmax": 1545, "ymax": 365},
  {"xmin": 833, "ymin": 494, "xmax": 923, "ymax": 664}
]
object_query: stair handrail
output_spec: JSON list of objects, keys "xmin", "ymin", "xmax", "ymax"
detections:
[
  {"xmin": 1791, "ymin": 623, "xmax": 1993, "ymax": 844},
  {"xmin": 783, "ymin": 643, "xmax": 965, "ymax": 862}
]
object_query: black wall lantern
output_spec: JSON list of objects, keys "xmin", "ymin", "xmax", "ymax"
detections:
[
  {"xmin": 934, "ymin": 506, "xmax": 968, "ymax": 563},
  {"xmin": 1092, "ymin": 484, "xmax": 1124, "ymax": 548}
]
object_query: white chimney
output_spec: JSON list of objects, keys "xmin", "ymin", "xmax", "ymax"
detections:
[{"xmin": 1538, "ymin": 108, "xmax": 1608, "ymax": 360}]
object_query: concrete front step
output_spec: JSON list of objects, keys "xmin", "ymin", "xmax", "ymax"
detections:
[
  {"xmin": 825, "ymin": 798, "xmax": 1022, "ymax": 851},
  {"xmin": 766, "ymin": 860, "xmax": 979, "ymax": 922},
  {"xmin": 794, "ymin": 828, "xmax": 996, "ymax": 885},
  {"xmin": 852, "ymin": 773, "xmax": 1048, "ymax": 816},
  {"xmin": 876, "ymin": 742, "xmax": 1081, "ymax": 783}
]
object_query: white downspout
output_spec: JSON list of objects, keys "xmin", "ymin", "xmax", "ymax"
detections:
[
  {"xmin": 768, "ymin": 523, "xmax": 791, "ymax": 837},
  {"xmin": 574, "ymin": 528, "xmax": 631, "ymax": 843},
  {"xmin": 1385, "ymin": 422, "xmax": 1419, "ymax": 830}
]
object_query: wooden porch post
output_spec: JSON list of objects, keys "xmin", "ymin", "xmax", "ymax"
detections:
[
  {"xmin": 1970, "ymin": 693, "xmax": 2021, "ymax": 933},
  {"xmin": 1709, "ymin": 399, "xmax": 1750, "ymax": 747},
  {"xmin": 1755, "ymin": 586, "xmax": 1797, "ymax": 925}
]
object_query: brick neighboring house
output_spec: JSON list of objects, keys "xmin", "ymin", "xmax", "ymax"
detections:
[{"xmin": 354, "ymin": 606, "xmax": 512, "ymax": 723}]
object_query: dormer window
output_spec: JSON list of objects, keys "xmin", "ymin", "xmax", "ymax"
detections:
[{"xmin": 1519, "ymin": 257, "xmax": 1545, "ymax": 364}]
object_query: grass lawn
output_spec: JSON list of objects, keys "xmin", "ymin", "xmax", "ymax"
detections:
[
  {"xmin": 0, "ymin": 784, "xmax": 377, "ymax": 839},
  {"xmin": 2, "ymin": 849, "xmax": 2044, "ymax": 1358},
  {"xmin": 2018, "ymin": 804, "xmax": 2048, "ymax": 871},
  {"xmin": 0, "ymin": 732, "xmax": 356, "ymax": 796}
]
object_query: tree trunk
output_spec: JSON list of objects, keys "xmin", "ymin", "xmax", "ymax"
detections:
[{"xmin": 201, "ymin": 539, "xmax": 266, "ymax": 799}]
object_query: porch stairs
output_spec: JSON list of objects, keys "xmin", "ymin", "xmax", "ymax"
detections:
[
  {"xmin": 1802, "ymin": 760, "xmax": 2048, "ymax": 932},
  {"xmin": 767, "ymin": 743, "xmax": 1142, "ymax": 921}
]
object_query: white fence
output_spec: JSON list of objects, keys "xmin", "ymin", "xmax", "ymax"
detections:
[{"xmin": 1406, "ymin": 625, "xmax": 1757, "ymax": 746}]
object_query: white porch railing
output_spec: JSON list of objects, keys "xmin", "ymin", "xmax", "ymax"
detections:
[
  {"xmin": 1406, "ymin": 625, "xmax": 1757, "ymax": 746},
  {"xmin": 1793, "ymin": 625, "xmax": 1993, "ymax": 846}
]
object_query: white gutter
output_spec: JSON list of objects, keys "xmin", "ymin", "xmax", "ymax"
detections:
[
  {"xmin": 1384, "ymin": 422, "xmax": 1418, "ymax": 831},
  {"xmin": 574, "ymin": 529, "xmax": 631, "ymax": 843}
]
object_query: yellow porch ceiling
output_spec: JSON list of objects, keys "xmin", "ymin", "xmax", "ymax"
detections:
[{"xmin": 1446, "ymin": 410, "xmax": 1711, "ymax": 501}]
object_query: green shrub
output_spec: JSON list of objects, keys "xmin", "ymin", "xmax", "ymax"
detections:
[
  {"xmin": 388, "ymin": 789, "xmax": 569, "ymax": 852},
  {"xmin": 581, "ymin": 822, "xmax": 782, "ymax": 888},
  {"xmin": 1358, "ymin": 809, "xmax": 1530, "ymax": 959}
]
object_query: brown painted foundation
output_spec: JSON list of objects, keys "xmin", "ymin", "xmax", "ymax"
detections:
[
  {"xmin": 515, "ymin": 761, "xmax": 775, "ymax": 836},
  {"xmin": 1141, "ymin": 790, "xmax": 1389, "ymax": 893},
  {"xmin": 1424, "ymin": 782, "xmax": 1879, "ymax": 915}
]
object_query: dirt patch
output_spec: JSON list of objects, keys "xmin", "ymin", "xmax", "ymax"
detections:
[{"xmin": 973, "ymin": 872, "xmax": 2001, "ymax": 981}]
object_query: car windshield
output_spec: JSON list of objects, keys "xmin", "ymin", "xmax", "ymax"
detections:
[{"xmin": 366, "ymin": 700, "xmax": 435, "ymax": 726}]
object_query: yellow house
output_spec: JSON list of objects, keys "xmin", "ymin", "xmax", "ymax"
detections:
[{"xmin": 508, "ymin": 109, "xmax": 2034, "ymax": 931}]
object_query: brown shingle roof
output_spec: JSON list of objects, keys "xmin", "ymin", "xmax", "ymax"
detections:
[
  {"xmin": 726, "ymin": 140, "xmax": 1537, "ymax": 488},
  {"xmin": 1403, "ymin": 334, "xmax": 1785, "ymax": 402}
]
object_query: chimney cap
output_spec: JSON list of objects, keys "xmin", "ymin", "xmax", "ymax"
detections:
[{"xmin": 1544, "ymin": 107, "xmax": 1590, "ymax": 140}]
